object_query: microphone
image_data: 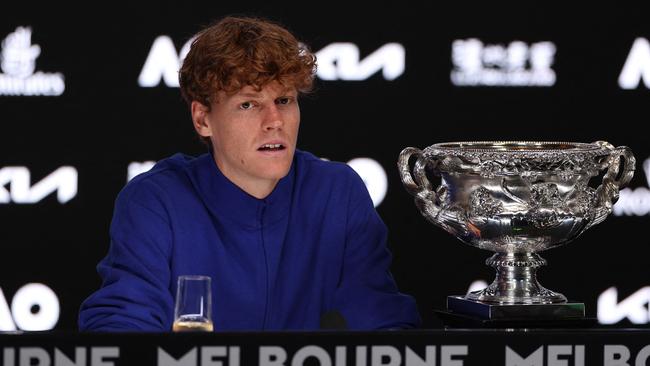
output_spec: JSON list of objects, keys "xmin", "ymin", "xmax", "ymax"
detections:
[{"xmin": 320, "ymin": 311, "xmax": 347, "ymax": 330}]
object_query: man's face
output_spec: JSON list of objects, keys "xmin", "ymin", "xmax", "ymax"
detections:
[{"xmin": 192, "ymin": 81, "xmax": 300, "ymax": 198}]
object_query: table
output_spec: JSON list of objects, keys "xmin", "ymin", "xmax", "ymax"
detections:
[{"xmin": 2, "ymin": 329, "xmax": 649, "ymax": 365}]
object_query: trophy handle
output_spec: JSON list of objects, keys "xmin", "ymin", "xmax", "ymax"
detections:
[
  {"xmin": 398, "ymin": 147, "xmax": 433, "ymax": 195},
  {"xmin": 399, "ymin": 147, "xmax": 455, "ymax": 230},
  {"xmin": 589, "ymin": 141, "xmax": 636, "ymax": 227}
]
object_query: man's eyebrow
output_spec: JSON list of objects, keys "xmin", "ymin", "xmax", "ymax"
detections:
[
  {"xmin": 277, "ymin": 89, "xmax": 298, "ymax": 97},
  {"xmin": 236, "ymin": 91, "xmax": 261, "ymax": 98},
  {"xmin": 234, "ymin": 88, "xmax": 296, "ymax": 99}
]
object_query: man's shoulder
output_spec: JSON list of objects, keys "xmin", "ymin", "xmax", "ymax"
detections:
[
  {"xmin": 294, "ymin": 150, "xmax": 357, "ymax": 180},
  {"xmin": 117, "ymin": 152, "xmax": 205, "ymax": 203},
  {"xmin": 293, "ymin": 150, "xmax": 367, "ymax": 198}
]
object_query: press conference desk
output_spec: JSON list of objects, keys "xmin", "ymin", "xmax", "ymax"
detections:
[{"xmin": 2, "ymin": 329, "xmax": 650, "ymax": 366}]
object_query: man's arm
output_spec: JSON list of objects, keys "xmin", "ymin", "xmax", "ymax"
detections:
[
  {"xmin": 79, "ymin": 182, "xmax": 174, "ymax": 331},
  {"xmin": 332, "ymin": 167, "xmax": 421, "ymax": 329}
]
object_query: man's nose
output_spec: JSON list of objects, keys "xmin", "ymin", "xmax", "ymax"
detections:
[{"xmin": 262, "ymin": 104, "xmax": 283, "ymax": 130}]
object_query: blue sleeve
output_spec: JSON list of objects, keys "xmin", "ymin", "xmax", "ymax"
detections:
[
  {"xmin": 78, "ymin": 181, "xmax": 174, "ymax": 331},
  {"xmin": 333, "ymin": 168, "xmax": 422, "ymax": 329}
]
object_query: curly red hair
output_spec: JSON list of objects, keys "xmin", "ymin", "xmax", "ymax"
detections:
[{"xmin": 179, "ymin": 16, "xmax": 317, "ymax": 146}]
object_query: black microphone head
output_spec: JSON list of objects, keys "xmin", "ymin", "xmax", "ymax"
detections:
[{"xmin": 320, "ymin": 311, "xmax": 347, "ymax": 330}]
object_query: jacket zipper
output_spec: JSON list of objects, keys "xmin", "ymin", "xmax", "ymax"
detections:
[{"xmin": 259, "ymin": 203, "xmax": 269, "ymax": 329}]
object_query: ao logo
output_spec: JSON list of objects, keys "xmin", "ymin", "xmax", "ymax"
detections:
[
  {"xmin": 467, "ymin": 280, "xmax": 489, "ymax": 294},
  {"xmin": 0, "ymin": 166, "xmax": 77, "ymax": 204},
  {"xmin": 346, "ymin": 158, "xmax": 388, "ymax": 207},
  {"xmin": 128, "ymin": 158, "xmax": 388, "ymax": 207},
  {"xmin": 127, "ymin": 161, "xmax": 156, "ymax": 182},
  {"xmin": 0, "ymin": 283, "xmax": 59, "ymax": 331},
  {"xmin": 138, "ymin": 36, "xmax": 404, "ymax": 87},
  {"xmin": 138, "ymin": 36, "xmax": 193, "ymax": 88},
  {"xmin": 619, "ymin": 37, "xmax": 650, "ymax": 89}
]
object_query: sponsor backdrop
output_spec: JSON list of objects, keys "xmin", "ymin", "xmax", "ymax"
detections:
[{"xmin": 1, "ymin": 3, "xmax": 649, "ymax": 330}]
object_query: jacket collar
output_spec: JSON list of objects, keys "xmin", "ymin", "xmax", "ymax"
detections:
[{"xmin": 188, "ymin": 152, "xmax": 294, "ymax": 229}]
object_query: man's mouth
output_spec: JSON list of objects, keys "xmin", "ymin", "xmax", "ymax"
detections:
[{"xmin": 258, "ymin": 143, "xmax": 286, "ymax": 151}]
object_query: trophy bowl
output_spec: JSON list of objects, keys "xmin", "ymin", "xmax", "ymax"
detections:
[{"xmin": 398, "ymin": 141, "xmax": 635, "ymax": 313}]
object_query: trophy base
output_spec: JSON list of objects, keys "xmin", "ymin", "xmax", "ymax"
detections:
[
  {"xmin": 435, "ymin": 309, "xmax": 597, "ymax": 329},
  {"xmin": 442, "ymin": 295, "xmax": 591, "ymax": 328}
]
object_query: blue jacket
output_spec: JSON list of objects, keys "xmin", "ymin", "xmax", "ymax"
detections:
[{"xmin": 79, "ymin": 150, "xmax": 421, "ymax": 331}]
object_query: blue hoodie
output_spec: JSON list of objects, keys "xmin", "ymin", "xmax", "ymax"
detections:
[{"xmin": 79, "ymin": 150, "xmax": 421, "ymax": 331}]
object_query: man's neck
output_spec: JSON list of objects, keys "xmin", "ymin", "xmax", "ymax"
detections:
[{"xmin": 236, "ymin": 179, "xmax": 277, "ymax": 200}]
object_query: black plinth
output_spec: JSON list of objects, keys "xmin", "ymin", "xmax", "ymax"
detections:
[
  {"xmin": 435, "ymin": 310, "xmax": 598, "ymax": 328},
  {"xmin": 439, "ymin": 295, "xmax": 596, "ymax": 328}
]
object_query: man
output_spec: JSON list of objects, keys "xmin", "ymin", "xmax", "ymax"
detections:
[{"xmin": 79, "ymin": 16, "xmax": 420, "ymax": 331}]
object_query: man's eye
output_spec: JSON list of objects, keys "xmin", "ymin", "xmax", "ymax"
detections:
[
  {"xmin": 239, "ymin": 102, "xmax": 254, "ymax": 110},
  {"xmin": 276, "ymin": 97, "xmax": 292, "ymax": 105}
]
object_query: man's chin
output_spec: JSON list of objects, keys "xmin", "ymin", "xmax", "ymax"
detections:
[
  {"xmin": 267, "ymin": 167, "xmax": 292, "ymax": 181},
  {"xmin": 253, "ymin": 150, "xmax": 294, "ymax": 179},
  {"xmin": 254, "ymin": 160, "xmax": 291, "ymax": 180}
]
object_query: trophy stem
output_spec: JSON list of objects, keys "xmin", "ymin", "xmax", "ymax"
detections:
[{"xmin": 466, "ymin": 252, "xmax": 567, "ymax": 304}]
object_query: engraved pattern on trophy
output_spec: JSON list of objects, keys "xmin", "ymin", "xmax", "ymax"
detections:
[{"xmin": 398, "ymin": 141, "xmax": 635, "ymax": 312}]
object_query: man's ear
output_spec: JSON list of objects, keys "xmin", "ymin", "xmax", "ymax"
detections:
[{"xmin": 191, "ymin": 101, "xmax": 212, "ymax": 137}]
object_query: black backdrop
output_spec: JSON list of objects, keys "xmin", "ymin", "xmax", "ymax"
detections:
[{"xmin": 1, "ymin": 3, "xmax": 649, "ymax": 330}]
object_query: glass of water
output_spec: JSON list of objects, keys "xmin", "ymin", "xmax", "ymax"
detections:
[{"xmin": 172, "ymin": 275, "xmax": 213, "ymax": 332}]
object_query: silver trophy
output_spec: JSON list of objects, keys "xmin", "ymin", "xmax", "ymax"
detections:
[{"xmin": 398, "ymin": 141, "xmax": 635, "ymax": 320}]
